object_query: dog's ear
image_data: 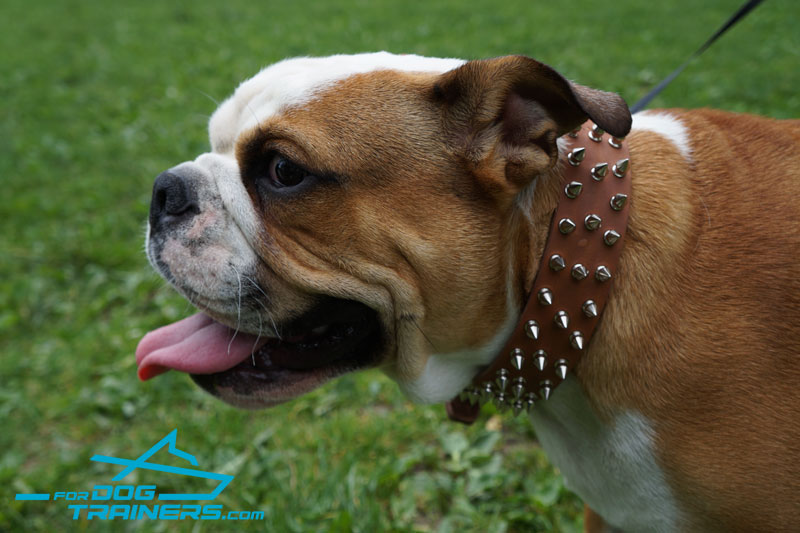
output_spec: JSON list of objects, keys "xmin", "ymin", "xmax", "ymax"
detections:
[{"xmin": 433, "ymin": 55, "xmax": 631, "ymax": 194}]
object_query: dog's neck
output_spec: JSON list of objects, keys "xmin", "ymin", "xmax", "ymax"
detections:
[{"xmin": 447, "ymin": 122, "xmax": 632, "ymax": 422}]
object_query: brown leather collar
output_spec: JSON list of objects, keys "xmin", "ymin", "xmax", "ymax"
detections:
[{"xmin": 446, "ymin": 120, "xmax": 632, "ymax": 424}]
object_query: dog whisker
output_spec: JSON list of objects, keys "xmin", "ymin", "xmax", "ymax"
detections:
[
  {"xmin": 402, "ymin": 313, "xmax": 438, "ymax": 352},
  {"xmin": 240, "ymin": 273, "xmax": 272, "ymax": 304},
  {"xmin": 244, "ymin": 101, "xmax": 266, "ymax": 138},
  {"xmin": 227, "ymin": 265, "xmax": 244, "ymax": 355},
  {"xmin": 196, "ymin": 89, "xmax": 220, "ymax": 107},
  {"xmin": 252, "ymin": 312, "xmax": 263, "ymax": 367},
  {"xmin": 240, "ymin": 273, "xmax": 283, "ymax": 341}
]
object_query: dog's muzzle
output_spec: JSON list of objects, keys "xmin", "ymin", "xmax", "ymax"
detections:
[{"xmin": 149, "ymin": 170, "xmax": 200, "ymax": 231}]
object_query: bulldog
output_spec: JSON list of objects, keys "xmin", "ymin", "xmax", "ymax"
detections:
[{"xmin": 136, "ymin": 52, "xmax": 800, "ymax": 532}]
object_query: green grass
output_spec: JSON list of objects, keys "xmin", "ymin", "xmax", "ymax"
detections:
[{"xmin": 1, "ymin": 0, "xmax": 798, "ymax": 531}]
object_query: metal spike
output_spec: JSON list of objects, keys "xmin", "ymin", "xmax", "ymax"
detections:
[
  {"xmin": 555, "ymin": 359, "xmax": 569, "ymax": 380},
  {"xmin": 537, "ymin": 288, "xmax": 553, "ymax": 306},
  {"xmin": 481, "ymin": 382, "xmax": 494, "ymax": 403},
  {"xmin": 525, "ymin": 319, "xmax": 540, "ymax": 340},
  {"xmin": 494, "ymin": 393, "xmax": 508, "ymax": 411},
  {"xmin": 512, "ymin": 400, "xmax": 525, "ymax": 417},
  {"xmin": 588, "ymin": 125, "xmax": 605, "ymax": 142},
  {"xmin": 570, "ymin": 331, "xmax": 585, "ymax": 350},
  {"xmin": 609, "ymin": 136, "xmax": 623, "ymax": 149},
  {"xmin": 567, "ymin": 127, "xmax": 580, "ymax": 138},
  {"xmin": 571, "ymin": 263, "xmax": 588, "ymax": 280},
  {"xmin": 603, "ymin": 229, "xmax": 621, "ymax": 246},
  {"xmin": 549, "ymin": 254, "xmax": 566, "ymax": 272},
  {"xmin": 496, "ymin": 368, "xmax": 509, "ymax": 392},
  {"xmin": 539, "ymin": 381, "xmax": 552, "ymax": 401},
  {"xmin": 512, "ymin": 377, "xmax": 526, "ymax": 399},
  {"xmin": 613, "ymin": 158, "xmax": 630, "ymax": 177},
  {"xmin": 534, "ymin": 349, "xmax": 547, "ymax": 371},
  {"xmin": 610, "ymin": 193, "xmax": 628, "ymax": 211},
  {"xmin": 595, "ymin": 265, "xmax": 612, "ymax": 282},
  {"xmin": 567, "ymin": 147, "xmax": 586, "ymax": 166},
  {"xmin": 525, "ymin": 392, "xmax": 536, "ymax": 412},
  {"xmin": 582, "ymin": 300, "xmax": 598, "ymax": 318},
  {"xmin": 564, "ymin": 181, "xmax": 583, "ymax": 199},
  {"xmin": 510, "ymin": 348, "xmax": 524, "ymax": 370},
  {"xmin": 584, "ymin": 214, "xmax": 602, "ymax": 231},
  {"xmin": 554, "ymin": 310, "xmax": 569, "ymax": 329},
  {"xmin": 591, "ymin": 162, "xmax": 609, "ymax": 181},
  {"xmin": 558, "ymin": 218, "xmax": 576, "ymax": 234}
]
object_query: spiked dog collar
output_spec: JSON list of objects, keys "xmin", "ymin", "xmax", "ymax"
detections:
[{"xmin": 446, "ymin": 120, "xmax": 632, "ymax": 424}]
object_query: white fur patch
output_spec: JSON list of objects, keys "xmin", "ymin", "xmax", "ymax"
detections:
[
  {"xmin": 531, "ymin": 378, "xmax": 681, "ymax": 532},
  {"xmin": 632, "ymin": 111, "xmax": 693, "ymax": 161},
  {"xmin": 194, "ymin": 152, "xmax": 262, "ymax": 248},
  {"xmin": 149, "ymin": 156, "xmax": 262, "ymax": 326},
  {"xmin": 208, "ymin": 52, "xmax": 465, "ymax": 153},
  {"xmin": 399, "ymin": 231, "xmax": 521, "ymax": 404},
  {"xmin": 398, "ymin": 310, "xmax": 517, "ymax": 404}
]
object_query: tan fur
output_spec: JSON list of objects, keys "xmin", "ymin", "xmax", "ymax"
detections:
[
  {"xmin": 519, "ymin": 110, "xmax": 800, "ymax": 531},
  {"xmin": 581, "ymin": 110, "xmax": 800, "ymax": 531},
  {"xmin": 233, "ymin": 65, "xmax": 799, "ymax": 530}
]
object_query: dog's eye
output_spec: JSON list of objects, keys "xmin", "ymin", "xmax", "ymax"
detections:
[{"xmin": 269, "ymin": 155, "xmax": 310, "ymax": 188}]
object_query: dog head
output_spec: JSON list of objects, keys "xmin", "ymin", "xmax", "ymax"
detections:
[{"xmin": 136, "ymin": 52, "xmax": 630, "ymax": 408}]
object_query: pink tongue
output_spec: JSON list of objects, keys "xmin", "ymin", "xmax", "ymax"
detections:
[{"xmin": 135, "ymin": 313, "xmax": 268, "ymax": 381}]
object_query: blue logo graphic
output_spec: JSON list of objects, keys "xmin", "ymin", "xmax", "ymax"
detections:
[
  {"xmin": 15, "ymin": 430, "xmax": 263, "ymax": 521},
  {"xmin": 90, "ymin": 429, "xmax": 233, "ymax": 500}
]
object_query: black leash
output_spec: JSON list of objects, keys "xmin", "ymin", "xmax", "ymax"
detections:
[{"xmin": 630, "ymin": 0, "xmax": 766, "ymax": 114}]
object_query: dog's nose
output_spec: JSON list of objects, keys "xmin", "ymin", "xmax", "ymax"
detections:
[{"xmin": 149, "ymin": 171, "xmax": 200, "ymax": 228}]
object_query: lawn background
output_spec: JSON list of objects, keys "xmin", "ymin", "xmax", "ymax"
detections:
[{"xmin": 1, "ymin": 0, "xmax": 798, "ymax": 531}]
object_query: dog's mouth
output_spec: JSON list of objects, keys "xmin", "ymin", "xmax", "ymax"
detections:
[{"xmin": 135, "ymin": 298, "xmax": 383, "ymax": 407}]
